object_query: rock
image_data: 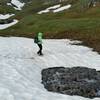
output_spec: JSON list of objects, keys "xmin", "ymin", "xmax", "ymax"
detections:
[
  {"xmin": 0, "ymin": 19, "xmax": 13, "ymax": 24},
  {"xmin": 41, "ymin": 67, "xmax": 100, "ymax": 98},
  {"xmin": 0, "ymin": 20, "xmax": 5, "ymax": 24},
  {"xmin": 6, "ymin": 19, "xmax": 13, "ymax": 24}
]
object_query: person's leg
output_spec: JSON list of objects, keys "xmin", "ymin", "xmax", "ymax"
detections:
[
  {"xmin": 40, "ymin": 44, "xmax": 43, "ymax": 55},
  {"xmin": 37, "ymin": 44, "xmax": 40, "ymax": 54},
  {"xmin": 37, "ymin": 44, "xmax": 43, "ymax": 55}
]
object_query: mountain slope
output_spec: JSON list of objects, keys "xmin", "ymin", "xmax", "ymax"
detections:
[
  {"xmin": 0, "ymin": 37, "xmax": 100, "ymax": 100},
  {"xmin": 0, "ymin": 0, "xmax": 100, "ymax": 53}
]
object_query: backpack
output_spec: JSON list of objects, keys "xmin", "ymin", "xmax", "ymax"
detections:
[{"xmin": 34, "ymin": 36, "xmax": 38, "ymax": 43}]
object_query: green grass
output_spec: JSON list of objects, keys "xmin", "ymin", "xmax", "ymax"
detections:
[
  {"xmin": 0, "ymin": 3, "xmax": 100, "ymax": 37},
  {"xmin": 0, "ymin": 0, "xmax": 100, "ymax": 52},
  {"xmin": 0, "ymin": 0, "xmax": 16, "ymax": 13},
  {"xmin": 0, "ymin": 13, "xmax": 100, "ymax": 36}
]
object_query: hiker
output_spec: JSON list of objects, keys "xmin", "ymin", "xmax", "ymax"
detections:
[{"xmin": 34, "ymin": 32, "xmax": 43, "ymax": 55}]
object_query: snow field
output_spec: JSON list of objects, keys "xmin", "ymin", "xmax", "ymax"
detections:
[{"xmin": 0, "ymin": 37, "xmax": 100, "ymax": 100}]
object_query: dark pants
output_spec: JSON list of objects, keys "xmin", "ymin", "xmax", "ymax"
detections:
[{"xmin": 37, "ymin": 44, "xmax": 43, "ymax": 55}]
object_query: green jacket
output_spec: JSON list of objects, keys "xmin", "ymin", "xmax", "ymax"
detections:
[{"xmin": 37, "ymin": 32, "xmax": 43, "ymax": 44}]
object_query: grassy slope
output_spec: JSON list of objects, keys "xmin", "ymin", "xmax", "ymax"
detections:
[
  {"xmin": 0, "ymin": 0, "xmax": 100, "ymax": 53},
  {"xmin": 0, "ymin": 0, "xmax": 16, "ymax": 13}
]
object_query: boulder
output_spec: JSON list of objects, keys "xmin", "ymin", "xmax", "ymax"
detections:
[{"xmin": 41, "ymin": 67, "xmax": 100, "ymax": 98}]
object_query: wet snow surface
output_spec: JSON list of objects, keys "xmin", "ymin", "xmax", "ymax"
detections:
[{"xmin": 0, "ymin": 37, "xmax": 100, "ymax": 100}]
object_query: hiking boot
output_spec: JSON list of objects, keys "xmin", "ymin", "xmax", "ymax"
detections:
[
  {"xmin": 39, "ymin": 52, "xmax": 43, "ymax": 56},
  {"xmin": 37, "ymin": 51, "xmax": 40, "ymax": 54}
]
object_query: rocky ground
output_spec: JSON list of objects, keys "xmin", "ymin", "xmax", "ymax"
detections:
[{"xmin": 42, "ymin": 67, "xmax": 100, "ymax": 98}]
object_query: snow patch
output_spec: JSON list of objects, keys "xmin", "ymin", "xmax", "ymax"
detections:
[
  {"xmin": 7, "ymin": 3, "xmax": 12, "ymax": 6},
  {"xmin": 47, "ymin": 4, "xmax": 61, "ymax": 10},
  {"xmin": 8, "ymin": 0, "xmax": 25, "ymax": 10},
  {"xmin": 38, "ymin": 4, "xmax": 61, "ymax": 14},
  {"xmin": 66, "ymin": 40, "xmax": 82, "ymax": 45},
  {"xmin": 0, "ymin": 14, "xmax": 15, "ymax": 20},
  {"xmin": 38, "ymin": 9, "xmax": 50, "ymax": 14},
  {"xmin": 38, "ymin": 4, "xmax": 71, "ymax": 14},
  {"xmin": 0, "ymin": 37, "xmax": 100, "ymax": 100},
  {"xmin": 53, "ymin": 4, "xmax": 71, "ymax": 13},
  {"xmin": 0, "ymin": 20, "xmax": 18, "ymax": 30}
]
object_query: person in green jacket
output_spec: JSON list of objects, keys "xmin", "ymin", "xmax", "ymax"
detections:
[{"xmin": 35, "ymin": 32, "xmax": 43, "ymax": 55}]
